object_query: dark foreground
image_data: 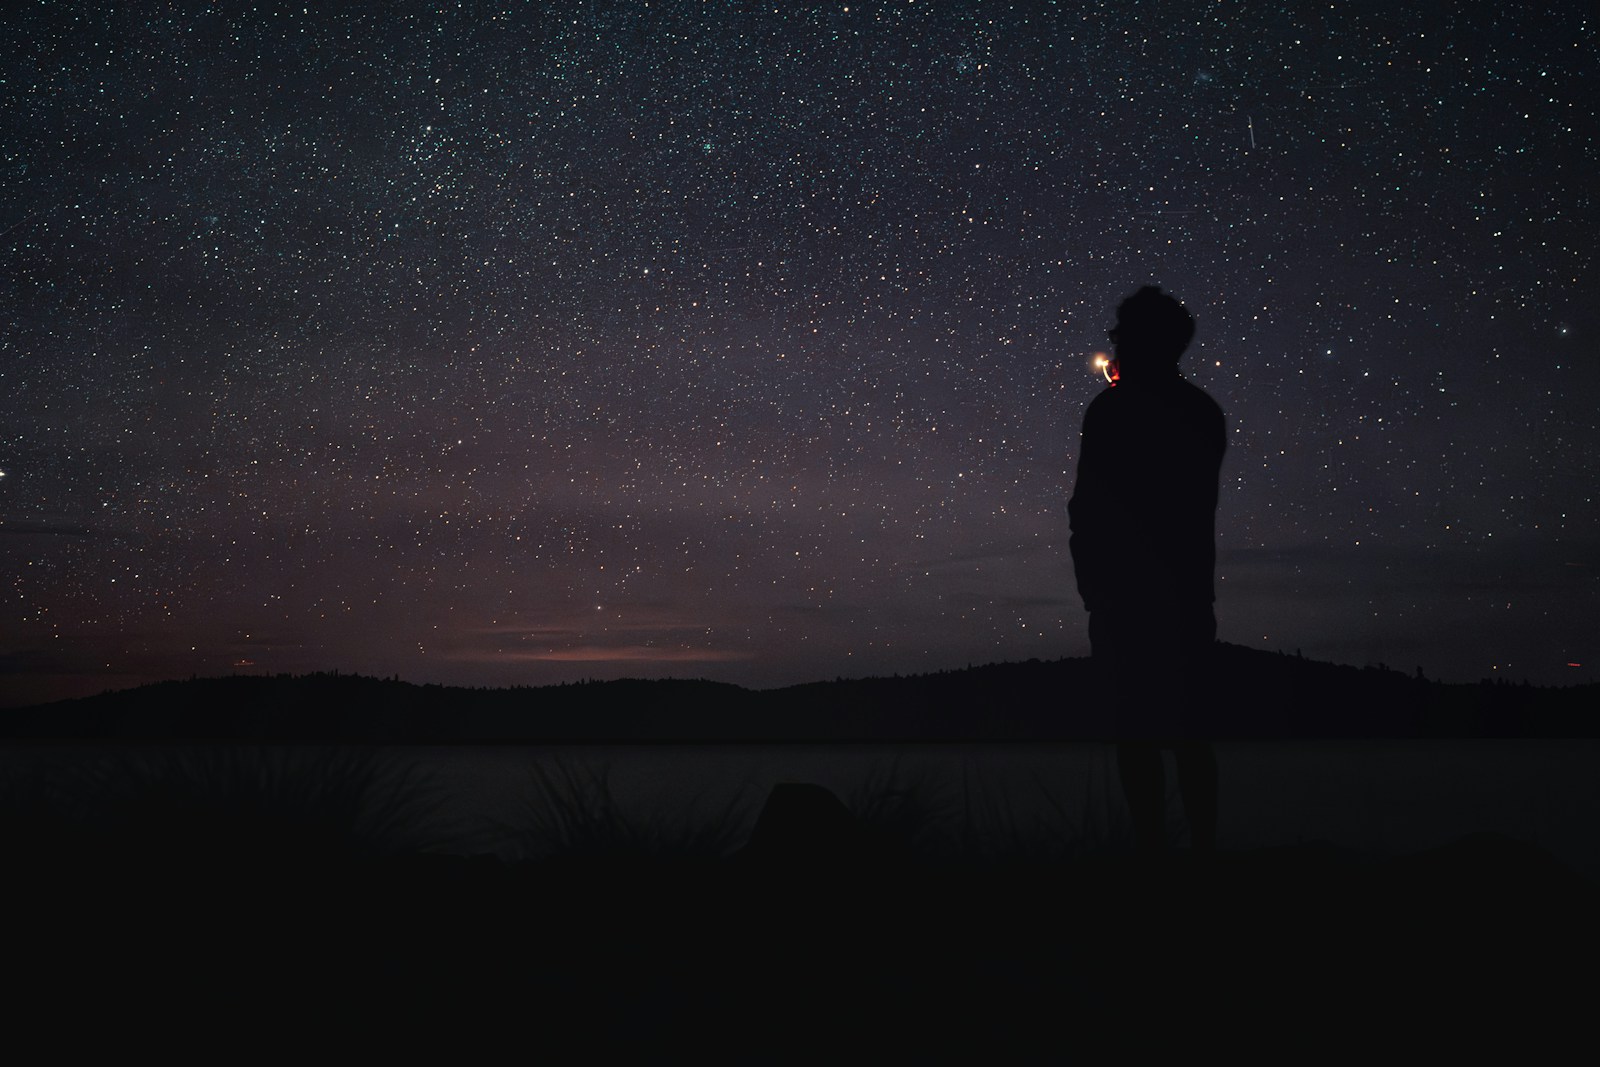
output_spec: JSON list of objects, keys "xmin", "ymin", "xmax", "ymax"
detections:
[{"xmin": 13, "ymin": 830, "xmax": 1595, "ymax": 1059}]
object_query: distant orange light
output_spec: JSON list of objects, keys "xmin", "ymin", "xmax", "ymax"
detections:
[{"xmin": 1568, "ymin": 662, "xmax": 1583, "ymax": 668}]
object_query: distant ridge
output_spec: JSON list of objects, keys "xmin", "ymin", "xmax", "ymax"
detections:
[{"xmin": 2, "ymin": 643, "xmax": 1594, "ymax": 741}]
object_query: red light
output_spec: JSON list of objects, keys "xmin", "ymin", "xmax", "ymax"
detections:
[{"xmin": 1093, "ymin": 352, "xmax": 1119, "ymax": 386}]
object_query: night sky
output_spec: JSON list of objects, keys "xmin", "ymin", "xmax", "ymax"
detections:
[{"xmin": 3, "ymin": 0, "xmax": 1596, "ymax": 707}]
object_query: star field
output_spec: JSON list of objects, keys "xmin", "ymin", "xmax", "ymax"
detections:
[{"xmin": 3, "ymin": 0, "xmax": 1597, "ymax": 705}]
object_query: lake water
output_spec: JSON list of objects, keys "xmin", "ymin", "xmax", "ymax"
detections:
[
  {"xmin": 383, "ymin": 740, "xmax": 1600, "ymax": 879},
  {"xmin": 7, "ymin": 740, "xmax": 1597, "ymax": 881}
]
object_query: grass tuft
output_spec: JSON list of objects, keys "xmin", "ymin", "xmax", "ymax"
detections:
[
  {"xmin": 845, "ymin": 754, "xmax": 958, "ymax": 859},
  {"xmin": 12, "ymin": 746, "xmax": 458, "ymax": 870},
  {"xmin": 493, "ymin": 755, "xmax": 752, "ymax": 862}
]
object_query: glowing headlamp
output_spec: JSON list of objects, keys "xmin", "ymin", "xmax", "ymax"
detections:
[{"xmin": 1093, "ymin": 352, "xmax": 1120, "ymax": 386}]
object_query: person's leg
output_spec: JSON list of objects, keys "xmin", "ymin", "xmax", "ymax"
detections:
[
  {"xmin": 1173, "ymin": 742, "xmax": 1218, "ymax": 853},
  {"xmin": 1116, "ymin": 741, "xmax": 1167, "ymax": 854},
  {"xmin": 1168, "ymin": 606, "xmax": 1219, "ymax": 855}
]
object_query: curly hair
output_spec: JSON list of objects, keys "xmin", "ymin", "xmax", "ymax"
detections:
[{"xmin": 1114, "ymin": 286, "xmax": 1195, "ymax": 366}]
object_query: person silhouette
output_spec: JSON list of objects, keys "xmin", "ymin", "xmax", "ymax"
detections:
[{"xmin": 1068, "ymin": 286, "xmax": 1224, "ymax": 857}]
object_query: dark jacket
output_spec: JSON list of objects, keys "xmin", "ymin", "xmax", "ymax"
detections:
[{"xmin": 1067, "ymin": 372, "xmax": 1226, "ymax": 615}]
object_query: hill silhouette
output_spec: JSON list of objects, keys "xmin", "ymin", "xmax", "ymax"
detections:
[{"xmin": 3, "ymin": 642, "xmax": 1594, "ymax": 740}]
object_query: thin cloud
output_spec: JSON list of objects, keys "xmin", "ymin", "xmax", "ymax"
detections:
[{"xmin": 448, "ymin": 645, "xmax": 754, "ymax": 664}]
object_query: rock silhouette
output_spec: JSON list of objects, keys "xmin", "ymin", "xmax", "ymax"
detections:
[{"xmin": 739, "ymin": 782, "xmax": 878, "ymax": 865}]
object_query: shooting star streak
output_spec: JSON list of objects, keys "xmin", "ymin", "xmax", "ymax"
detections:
[{"xmin": 1248, "ymin": 115, "xmax": 1256, "ymax": 149}]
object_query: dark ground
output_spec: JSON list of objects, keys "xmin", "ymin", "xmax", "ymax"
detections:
[
  {"xmin": 6, "ymin": 653, "xmax": 1597, "ymax": 1059},
  {"xmin": 11, "ymin": 829, "xmax": 1594, "ymax": 1060}
]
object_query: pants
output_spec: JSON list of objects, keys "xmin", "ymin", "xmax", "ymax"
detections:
[{"xmin": 1090, "ymin": 602, "xmax": 1216, "ymax": 740}]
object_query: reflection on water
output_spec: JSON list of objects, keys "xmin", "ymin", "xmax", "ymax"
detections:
[{"xmin": 4, "ymin": 741, "xmax": 1597, "ymax": 880}]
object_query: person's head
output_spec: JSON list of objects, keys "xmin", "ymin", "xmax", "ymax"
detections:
[{"xmin": 1109, "ymin": 286, "xmax": 1194, "ymax": 377}]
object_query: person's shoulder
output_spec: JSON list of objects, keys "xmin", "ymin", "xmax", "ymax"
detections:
[
  {"xmin": 1081, "ymin": 386, "xmax": 1128, "ymax": 431},
  {"xmin": 1174, "ymin": 374, "xmax": 1218, "ymax": 402},
  {"xmin": 1176, "ymin": 376, "xmax": 1225, "ymax": 417},
  {"xmin": 1085, "ymin": 387, "xmax": 1119, "ymax": 413}
]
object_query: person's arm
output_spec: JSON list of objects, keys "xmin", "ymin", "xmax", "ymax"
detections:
[{"xmin": 1067, "ymin": 398, "xmax": 1112, "ymax": 613}]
